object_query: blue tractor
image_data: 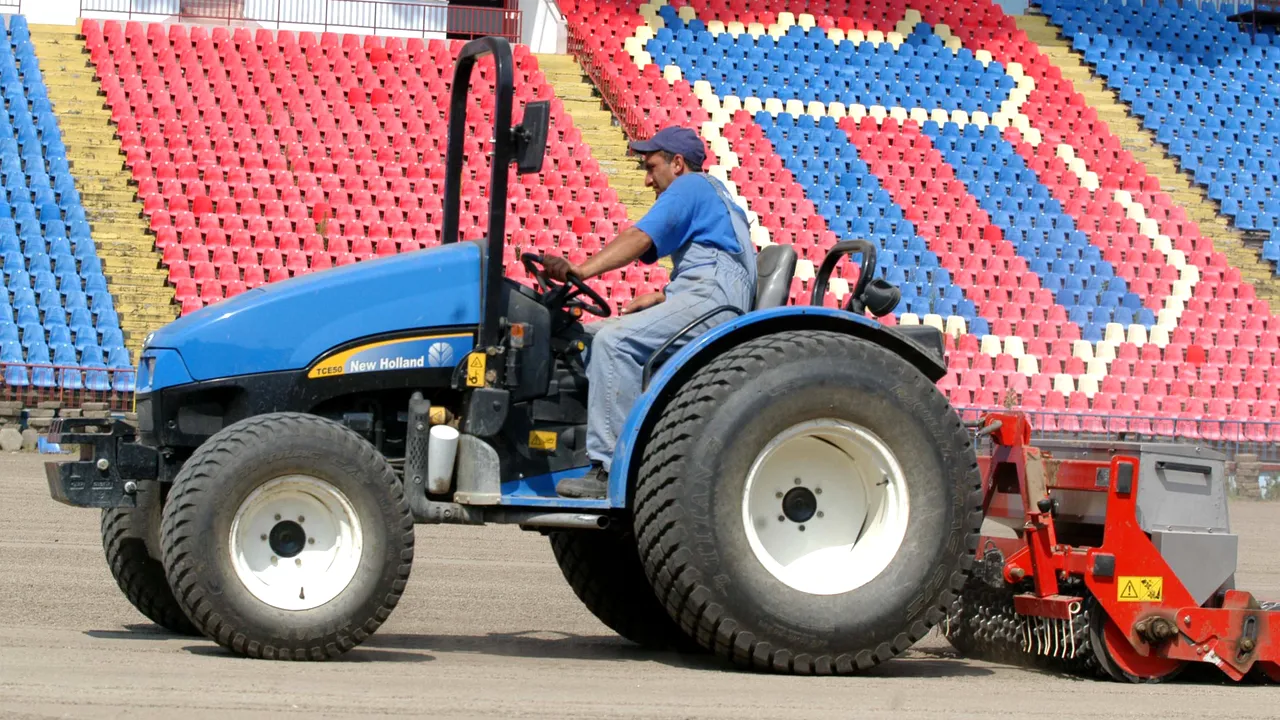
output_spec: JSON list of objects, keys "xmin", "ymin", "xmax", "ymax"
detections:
[{"xmin": 46, "ymin": 37, "xmax": 982, "ymax": 673}]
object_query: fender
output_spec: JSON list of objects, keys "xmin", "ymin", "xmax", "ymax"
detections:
[{"xmin": 605, "ymin": 306, "xmax": 949, "ymax": 508}]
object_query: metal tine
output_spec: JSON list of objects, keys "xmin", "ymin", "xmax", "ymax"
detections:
[{"xmin": 1065, "ymin": 618, "xmax": 1072, "ymax": 659}]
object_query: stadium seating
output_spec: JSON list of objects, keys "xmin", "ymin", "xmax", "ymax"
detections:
[
  {"xmin": 0, "ymin": 15, "xmax": 130, "ymax": 394},
  {"xmin": 1038, "ymin": 0, "xmax": 1280, "ymax": 278},
  {"xmin": 561, "ymin": 0, "xmax": 1280, "ymax": 437},
  {"xmin": 82, "ymin": 19, "xmax": 657, "ymax": 317},
  {"xmin": 0, "ymin": 5, "xmax": 1264, "ymax": 445}
]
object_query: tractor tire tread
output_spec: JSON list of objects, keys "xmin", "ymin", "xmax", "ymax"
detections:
[
  {"xmin": 101, "ymin": 506, "xmax": 200, "ymax": 636},
  {"xmin": 549, "ymin": 530, "xmax": 700, "ymax": 652},
  {"xmin": 633, "ymin": 330, "xmax": 984, "ymax": 675},
  {"xmin": 161, "ymin": 412, "xmax": 414, "ymax": 661}
]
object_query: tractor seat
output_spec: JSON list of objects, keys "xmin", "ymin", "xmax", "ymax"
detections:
[{"xmin": 754, "ymin": 243, "xmax": 797, "ymax": 310}]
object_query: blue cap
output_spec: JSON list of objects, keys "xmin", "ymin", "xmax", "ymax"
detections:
[{"xmin": 629, "ymin": 126, "xmax": 706, "ymax": 168}]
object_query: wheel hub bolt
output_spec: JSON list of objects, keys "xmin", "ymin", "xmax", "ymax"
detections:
[
  {"xmin": 295, "ymin": 558, "xmax": 302, "ymax": 567},
  {"xmin": 271, "ymin": 556, "xmax": 278, "ymax": 565},
  {"xmin": 798, "ymin": 525, "xmax": 806, "ymax": 532},
  {"xmin": 274, "ymin": 514, "xmax": 281, "ymax": 521},
  {"xmin": 817, "ymin": 511, "xmax": 824, "ymax": 518},
  {"xmin": 298, "ymin": 516, "xmax": 305, "ymax": 523},
  {"xmin": 308, "ymin": 537, "xmax": 315, "ymax": 545},
  {"xmin": 261, "ymin": 533, "xmax": 267, "ymax": 541}
]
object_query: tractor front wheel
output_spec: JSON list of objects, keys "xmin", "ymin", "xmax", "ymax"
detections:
[
  {"xmin": 632, "ymin": 330, "xmax": 983, "ymax": 675},
  {"xmin": 159, "ymin": 412, "xmax": 415, "ymax": 660}
]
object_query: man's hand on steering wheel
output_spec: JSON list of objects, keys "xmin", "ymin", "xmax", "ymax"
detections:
[
  {"xmin": 521, "ymin": 252, "xmax": 612, "ymax": 318},
  {"xmin": 541, "ymin": 254, "xmax": 579, "ymax": 283}
]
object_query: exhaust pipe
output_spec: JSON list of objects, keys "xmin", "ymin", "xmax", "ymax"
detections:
[
  {"xmin": 407, "ymin": 501, "xmax": 610, "ymax": 530},
  {"xmin": 514, "ymin": 512, "xmax": 611, "ymax": 530}
]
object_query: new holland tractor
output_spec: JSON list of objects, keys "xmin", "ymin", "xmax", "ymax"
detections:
[{"xmin": 44, "ymin": 37, "xmax": 982, "ymax": 673}]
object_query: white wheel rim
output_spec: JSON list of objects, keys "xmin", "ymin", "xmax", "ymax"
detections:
[
  {"xmin": 742, "ymin": 419, "xmax": 910, "ymax": 596},
  {"xmin": 229, "ymin": 475, "xmax": 364, "ymax": 611}
]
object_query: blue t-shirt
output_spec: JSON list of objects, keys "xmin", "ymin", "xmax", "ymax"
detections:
[{"xmin": 633, "ymin": 174, "xmax": 743, "ymax": 265}]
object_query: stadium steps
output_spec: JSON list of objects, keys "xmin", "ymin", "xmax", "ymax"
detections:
[
  {"xmin": 1017, "ymin": 11, "xmax": 1280, "ymax": 306},
  {"xmin": 29, "ymin": 23, "xmax": 176, "ymax": 355},
  {"xmin": 535, "ymin": 53, "xmax": 653, "ymax": 222}
]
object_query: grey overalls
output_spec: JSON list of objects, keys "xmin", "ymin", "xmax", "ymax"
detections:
[{"xmin": 584, "ymin": 173, "xmax": 758, "ymax": 472}]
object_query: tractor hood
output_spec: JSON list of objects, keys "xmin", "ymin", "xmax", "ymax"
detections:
[{"xmin": 144, "ymin": 242, "xmax": 483, "ymax": 382}]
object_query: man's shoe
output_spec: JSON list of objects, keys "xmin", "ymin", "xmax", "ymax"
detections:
[{"xmin": 557, "ymin": 465, "xmax": 608, "ymax": 499}]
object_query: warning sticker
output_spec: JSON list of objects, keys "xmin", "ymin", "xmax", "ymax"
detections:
[
  {"xmin": 1117, "ymin": 576, "xmax": 1163, "ymax": 602},
  {"xmin": 529, "ymin": 430, "xmax": 557, "ymax": 452},
  {"xmin": 466, "ymin": 352, "xmax": 486, "ymax": 387}
]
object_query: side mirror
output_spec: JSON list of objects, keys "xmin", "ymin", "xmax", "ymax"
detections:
[{"xmin": 513, "ymin": 100, "xmax": 550, "ymax": 175}]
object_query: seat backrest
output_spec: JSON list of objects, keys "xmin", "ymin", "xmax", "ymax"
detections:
[{"xmin": 754, "ymin": 243, "xmax": 797, "ymax": 309}]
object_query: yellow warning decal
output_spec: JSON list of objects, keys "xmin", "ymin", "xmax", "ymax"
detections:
[
  {"xmin": 529, "ymin": 430, "xmax": 557, "ymax": 452},
  {"xmin": 465, "ymin": 352, "xmax": 487, "ymax": 387},
  {"xmin": 1117, "ymin": 576, "xmax": 1163, "ymax": 602}
]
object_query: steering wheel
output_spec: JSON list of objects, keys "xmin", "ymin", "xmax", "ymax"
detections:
[{"xmin": 520, "ymin": 252, "xmax": 613, "ymax": 318}]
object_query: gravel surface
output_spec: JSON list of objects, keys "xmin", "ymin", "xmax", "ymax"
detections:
[{"xmin": 3, "ymin": 452, "xmax": 1279, "ymax": 719}]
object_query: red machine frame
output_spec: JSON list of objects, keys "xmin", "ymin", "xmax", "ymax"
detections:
[{"xmin": 974, "ymin": 411, "xmax": 1280, "ymax": 682}]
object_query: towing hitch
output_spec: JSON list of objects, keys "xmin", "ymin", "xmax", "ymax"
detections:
[{"xmin": 44, "ymin": 417, "xmax": 159, "ymax": 509}]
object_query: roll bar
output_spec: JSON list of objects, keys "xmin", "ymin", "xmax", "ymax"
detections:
[{"xmin": 441, "ymin": 36, "xmax": 550, "ymax": 349}]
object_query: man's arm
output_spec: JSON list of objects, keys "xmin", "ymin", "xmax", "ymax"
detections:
[
  {"xmin": 543, "ymin": 225, "xmax": 654, "ymax": 282},
  {"xmin": 543, "ymin": 175, "xmax": 691, "ymax": 282}
]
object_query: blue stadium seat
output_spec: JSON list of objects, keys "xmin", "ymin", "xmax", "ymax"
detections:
[
  {"xmin": 1037, "ymin": 0, "xmax": 1280, "ymax": 274},
  {"xmin": 0, "ymin": 17, "xmax": 129, "ymax": 390},
  {"xmin": 648, "ymin": 19, "xmax": 1012, "ymax": 113}
]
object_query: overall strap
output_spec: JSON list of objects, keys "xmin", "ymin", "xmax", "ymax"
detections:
[{"xmin": 697, "ymin": 173, "xmax": 757, "ymax": 279}]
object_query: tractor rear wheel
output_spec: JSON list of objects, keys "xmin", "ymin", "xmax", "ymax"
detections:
[
  {"xmin": 159, "ymin": 412, "xmax": 415, "ymax": 660},
  {"xmin": 549, "ymin": 528, "xmax": 702, "ymax": 653},
  {"xmin": 632, "ymin": 330, "xmax": 983, "ymax": 675},
  {"xmin": 100, "ymin": 481, "xmax": 199, "ymax": 636}
]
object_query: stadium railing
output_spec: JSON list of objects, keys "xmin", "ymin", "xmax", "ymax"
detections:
[
  {"xmin": 0, "ymin": 360, "xmax": 1274, "ymax": 460},
  {"xmin": 79, "ymin": 0, "xmax": 522, "ymax": 41},
  {"xmin": 960, "ymin": 405, "xmax": 1280, "ymax": 463},
  {"xmin": 566, "ymin": 23, "xmax": 643, "ymax": 140},
  {"xmin": 1, "ymin": 362, "xmax": 133, "ymax": 411}
]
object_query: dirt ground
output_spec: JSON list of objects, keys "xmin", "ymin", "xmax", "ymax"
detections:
[{"xmin": 2, "ymin": 452, "xmax": 1278, "ymax": 719}]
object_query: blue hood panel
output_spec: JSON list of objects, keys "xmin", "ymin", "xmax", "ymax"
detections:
[{"xmin": 147, "ymin": 242, "xmax": 483, "ymax": 382}]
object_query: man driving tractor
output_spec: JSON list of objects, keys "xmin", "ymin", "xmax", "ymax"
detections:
[{"xmin": 541, "ymin": 126, "xmax": 759, "ymax": 499}]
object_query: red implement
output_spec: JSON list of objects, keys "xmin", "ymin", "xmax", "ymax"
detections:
[{"xmin": 967, "ymin": 411, "xmax": 1280, "ymax": 683}]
